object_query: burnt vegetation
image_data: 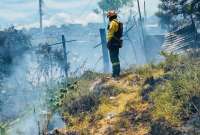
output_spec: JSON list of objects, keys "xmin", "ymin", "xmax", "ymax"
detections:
[{"xmin": 1, "ymin": 0, "xmax": 200, "ymax": 134}]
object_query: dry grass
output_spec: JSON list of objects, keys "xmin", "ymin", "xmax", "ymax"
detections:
[
  {"xmin": 54, "ymin": 70, "xmax": 154, "ymax": 135},
  {"xmin": 50, "ymin": 52, "xmax": 200, "ymax": 135},
  {"xmin": 148, "ymin": 54, "xmax": 200, "ymax": 126}
]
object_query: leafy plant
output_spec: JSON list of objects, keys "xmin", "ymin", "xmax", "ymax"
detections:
[
  {"xmin": 0, "ymin": 27, "xmax": 31, "ymax": 76},
  {"xmin": 149, "ymin": 53, "xmax": 200, "ymax": 125},
  {"xmin": 98, "ymin": 0, "xmax": 133, "ymax": 11},
  {"xmin": 156, "ymin": 0, "xmax": 200, "ymax": 30}
]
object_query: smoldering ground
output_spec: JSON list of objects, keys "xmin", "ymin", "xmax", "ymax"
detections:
[
  {"xmin": 0, "ymin": 51, "xmax": 48, "ymax": 134},
  {"xmin": 0, "ymin": 15, "xmax": 164, "ymax": 135}
]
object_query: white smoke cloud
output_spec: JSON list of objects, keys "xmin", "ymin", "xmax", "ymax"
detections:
[
  {"xmin": 0, "ymin": 10, "xmax": 30, "ymax": 21},
  {"xmin": 17, "ymin": 12, "xmax": 102, "ymax": 29}
]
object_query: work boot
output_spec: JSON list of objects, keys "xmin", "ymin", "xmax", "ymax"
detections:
[
  {"xmin": 112, "ymin": 74, "xmax": 120, "ymax": 82},
  {"xmin": 114, "ymin": 77, "xmax": 120, "ymax": 81}
]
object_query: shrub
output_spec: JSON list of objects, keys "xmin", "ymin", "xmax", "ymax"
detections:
[{"xmin": 149, "ymin": 54, "xmax": 200, "ymax": 125}]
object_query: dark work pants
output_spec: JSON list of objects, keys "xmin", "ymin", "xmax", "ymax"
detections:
[{"xmin": 109, "ymin": 47, "xmax": 120, "ymax": 77}]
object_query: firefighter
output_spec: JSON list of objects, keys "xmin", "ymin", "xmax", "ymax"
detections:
[{"xmin": 107, "ymin": 10, "xmax": 123, "ymax": 78}]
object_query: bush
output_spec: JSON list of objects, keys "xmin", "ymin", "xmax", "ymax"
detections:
[
  {"xmin": 0, "ymin": 27, "xmax": 31, "ymax": 76},
  {"xmin": 149, "ymin": 53, "xmax": 200, "ymax": 125}
]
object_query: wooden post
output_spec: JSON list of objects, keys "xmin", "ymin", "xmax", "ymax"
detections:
[
  {"xmin": 39, "ymin": 0, "xmax": 43, "ymax": 31},
  {"xmin": 102, "ymin": 10, "xmax": 107, "ymax": 28},
  {"xmin": 190, "ymin": 15, "xmax": 198, "ymax": 49},
  {"xmin": 137, "ymin": 0, "xmax": 147, "ymax": 62},
  {"xmin": 144, "ymin": 0, "xmax": 147, "ymax": 22},
  {"xmin": 62, "ymin": 35, "xmax": 68, "ymax": 79},
  {"xmin": 137, "ymin": 0, "xmax": 142, "ymax": 22},
  {"xmin": 99, "ymin": 29, "xmax": 110, "ymax": 73}
]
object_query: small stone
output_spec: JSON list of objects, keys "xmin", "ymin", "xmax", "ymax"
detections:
[
  {"xmin": 109, "ymin": 97, "xmax": 116, "ymax": 100},
  {"xmin": 119, "ymin": 128, "xmax": 127, "ymax": 132},
  {"xmin": 106, "ymin": 112, "xmax": 116, "ymax": 120}
]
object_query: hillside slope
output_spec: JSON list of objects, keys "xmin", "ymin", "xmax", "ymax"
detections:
[{"xmin": 48, "ymin": 53, "xmax": 200, "ymax": 135}]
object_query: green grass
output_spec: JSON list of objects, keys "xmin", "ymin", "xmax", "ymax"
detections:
[
  {"xmin": 48, "ymin": 51, "xmax": 200, "ymax": 133},
  {"xmin": 47, "ymin": 70, "xmax": 129, "ymax": 134},
  {"xmin": 148, "ymin": 52, "xmax": 200, "ymax": 125},
  {"xmin": 0, "ymin": 124, "xmax": 6, "ymax": 135}
]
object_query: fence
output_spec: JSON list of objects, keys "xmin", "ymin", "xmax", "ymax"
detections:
[{"xmin": 29, "ymin": 21, "xmax": 141, "ymax": 80}]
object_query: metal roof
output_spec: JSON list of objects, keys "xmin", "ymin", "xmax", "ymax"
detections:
[{"xmin": 162, "ymin": 24, "xmax": 199, "ymax": 53}]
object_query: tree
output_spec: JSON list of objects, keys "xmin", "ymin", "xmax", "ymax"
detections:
[
  {"xmin": 94, "ymin": 0, "xmax": 134, "ymax": 26},
  {"xmin": 156, "ymin": 0, "xmax": 200, "ymax": 30},
  {"xmin": 0, "ymin": 27, "xmax": 31, "ymax": 76},
  {"xmin": 98, "ymin": 0, "xmax": 133, "ymax": 11}
]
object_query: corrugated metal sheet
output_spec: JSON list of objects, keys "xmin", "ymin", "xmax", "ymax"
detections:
[{"xmin": 162, "ymin": 24, "xmax": 199, "ymax": 53}]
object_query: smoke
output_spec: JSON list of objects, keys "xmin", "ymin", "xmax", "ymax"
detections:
[
  {"xmin": 0, "ymin": 48, "xmax": 54, "ymax": 135},
  {"xmin": 48, "ymin": 113, "xmax": 65, "ymax": 131},
  {"xmin": 7, "ymin": 114, "xmax": 39, "ymax": 135},
  {"xmin": 0, "ymin": 53, "xmax": 33, "ymax": 121},
  {"xmin": 0, "ymin": 8, "xmax": 165, "ymax": 134}
]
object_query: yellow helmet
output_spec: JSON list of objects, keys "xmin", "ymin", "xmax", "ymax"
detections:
[{"xmin": 107, "ymin": 10, "xmax": 117, "ymax": 18}]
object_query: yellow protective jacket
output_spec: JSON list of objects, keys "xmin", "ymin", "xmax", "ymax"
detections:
[{"xmin": 107, "ymin": 19, "xmax": 119, "ymax": 42}]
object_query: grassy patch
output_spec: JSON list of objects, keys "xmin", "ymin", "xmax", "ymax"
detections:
[
  {"xmin": 148, "ymin": 53, "xmax": 200, "ymax": 126},
  {"xmin": 48, "ymin": 71, "xmax": 127, "ymax": 133},
  {"xmin": 48, "ymin": 52, "xmax": 200, "ymax": 134},
  {"xmin": 0, "ymin": 124, "xmax": 6, "ymax": 135}
]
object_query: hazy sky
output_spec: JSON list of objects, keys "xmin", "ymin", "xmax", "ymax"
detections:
[{"xmin": 0, "ymin": 0, "xmax": 160, "ymax": 29}]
